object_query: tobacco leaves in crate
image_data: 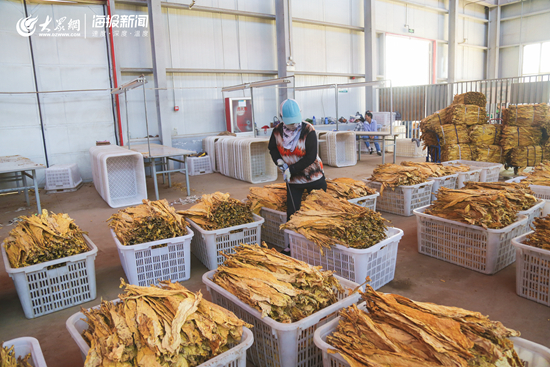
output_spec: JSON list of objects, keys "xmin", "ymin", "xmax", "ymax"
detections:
[
  {"xmin": 0, "ymin": 345, "xmax": 32, "ymax": 367},
  {"xmin": 81, "ymin": 280, "xmax": 251, "ymax": 367},
  {"xmin": 462, "ymin": 181, "xmax": 537, "ymax": 211},
  {"xmin": 400, "ymin": 161, "xmax": 468, "ymax": 177},
  {"xmin": 3, "ymin": 209, "xmax": 89, "ymax": 268},
  {"xmin": 326, "ymin": 285, "xmax": 523, "ymax": 367},
  {"xmin": 108, "ymin": 199, "xmax": 188, "ymax": 246},
  {"xmin": 212, "ymin": 243, "xmax": 343, "ymax": 323},
  {"xmin": 525, "ymin": 216, "xmax": 550, "ymax": 250},
  {"xmin": 369, "ymin": 164, "xmax": 429, "ymax": 192},
  {"xmin": 178, "ymin": 192, "xmax": 253, "ymax": 230},
  {"xmin": 522, "ymin": 160, "xmax": 550, "ymax": 186}
]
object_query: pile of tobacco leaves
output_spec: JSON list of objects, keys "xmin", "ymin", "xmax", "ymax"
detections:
[
  {"xmin": 108, "ymin": 199, "xmax": 187, "ymax": 246},
  {"xmin": 178, "ymin": 192, "xmax": 253, "ymax": 230},
  {"xmin": 326, "ymin": 177, "xmax": 376, "ymax": 199},
  {"xmin": 281, "ymin": 190, "xmax": 388, "ymax": 252},
  {"xmin": 3, "ymin": 209, "xmax": 89, "ymax": 268},
  {"xmin": 523, "ymin": 161, "xmax": 550, "ymax": 186},
  {"xmin": 524, "ymin": 216, "xmax": 550, "ymax": 250},
  {"xmin": 0, "ymin": 346, "xmax": 32, "ymax": 367},
  {"xmin": 212, "ymin": 243, "xmax": 343, "ymax": 323},
  {"xmin": 400, "ymin": 161, "xmax": 469, "ymax": 178},
  {"xmin": 326, "ymin": 285, "xmax": 523, "ymax": 367},
  {"xmin": 462, "ymin": 182, "xmax": 537, "ymax": 211},
  {"xmin": 368, "ymin": 164, "xmax": 429, "ymax": 193},
  {"xmin": 81, "ymin": 280, "xmax": 251, "ymax": 367}
]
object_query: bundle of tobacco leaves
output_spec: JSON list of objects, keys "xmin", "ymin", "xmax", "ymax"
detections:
[
  {"xmin": 441, "ymin": 144, "xmax": 475, "ymax": 161},
  {"xmin": 474, "ymin": 144, "xmax": 504, "ymax": 163},
  {"xmin": 420, "ymin": 131, "xmax": 440, "ymax": 148},
  {"xmin": 178, "ymin": 192, "xmax": 254, "ymax": 230},
  {"xmin": 81, "ymin": 280, "xmax": 251, "ymax": 367},
  {"xmin": 435, "ymin": 125, "xmax": 471, "ymax": 145},
  {"xmin": 369, "ymin": 164, "xmax": 429, "ymax": 193},
  {"xmin": 3, "ymin": 209, "xmax": 89, "ymax": 268},
  {"xmin": 108, "ymin": 199, "xmax": 187, "ymax": 246},
  {"xmin": 469, "ymin": 124, "xmax": 502, "ymax": 145},
  {"xmin": 453, "ymin": 91, "xmax": 487, "ymax": 108},
  {"xmin": 326, "ymin": 177, "xmax": 376, "ymax": 199},
  {"xmin": 524, "ymin": 216, "xmax": 550, "ymax": 250},
  {"xmin": 522, "ymin": 160, "xmax": 550, "ymax": 186},
  {"xmin": 503, "ymin": 103, "xmax": 550, "ymax": 127},
  {"xmin": 400, "ymin": 161, "xmax": 465, "ymax": 177},
  {"xmin": 0, "ymin": 345, "xmax": 32, "ymax": 367},
  {"xmin": 509, "ymin": 145, "xmax": 549, "ymax": 168},
  {"xmin": 247, "ymin": 183, "xmax": 288, "ymax": 214},
  {"xmin": 212, "ymin": 243, "xmax": 343, "ymax": 323},
  {"xmin": 426, "ymin": 187, "xmax": 517, "ymax": 229},
  {"xmin": 445, "ymin": 104, "xmax": 487, "ymax": 126},
  {"xmin": 462, "ymin": 181, "xmax": 537, "ymax": 211},
  {"xmin": 420, "ymin": 108, "xmax": 449, "ymax": 133},
  {"xmin": 326, "ymin": 285, "xmax": 523, "ymax": 367},
  {"xmin": 281, "ymin": 190, "xmax": 388, "ymax": 251},
  {"xmin": 500, "ymin": 126, "xmax": 543, "ymax": 151}
]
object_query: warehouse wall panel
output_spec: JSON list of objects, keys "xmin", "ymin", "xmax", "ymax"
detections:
[
  {"xmin": 499, "ymin": 46, "xmax": 520, "ymax": 78},
  {"xmin": 293, "ymin": 0, "xmax": 363, "ymax": 27},
  {"xmin": 457, "ymin": 46, "xmax": 485, "ymax": 81},
  {"xmin": 114, "ymin": 5, "xmax": 153, "ymax": 69}
]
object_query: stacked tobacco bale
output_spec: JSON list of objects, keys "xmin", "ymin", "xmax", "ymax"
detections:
[
  {"xmin": 502, "ymin": 103, "xmax": 550, "ymax": 169},
  {"xmin": 0, "ymin": 345, "xmax": 32, "ymax": 367},
  {"xmin": 470, "ymin": 124, "xmax": 504, "ymax": 163},
  {"xmin": 326, "ymin": 285, "xmax": 523, "ymax": 367},
  {"xmin": 3, "ymin": 209, "xmax": 89, "ymax": 268},
  {"xmin": 212, "ymin": 243, "xmax": 343, "ymax": 323},
  {"xmin": 81, "ymin": 280, "xmax": 251, "ymax": 367}
]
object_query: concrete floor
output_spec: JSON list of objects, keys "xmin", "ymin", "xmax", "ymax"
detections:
[{"xmin": 0, "ymin": 152, "xmax": 549, "ymax": 367}]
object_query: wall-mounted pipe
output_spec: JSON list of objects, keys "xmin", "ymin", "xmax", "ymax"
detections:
[{"xmin": 106, "ymin": 0, "xmax": 124, "ymax": 146}]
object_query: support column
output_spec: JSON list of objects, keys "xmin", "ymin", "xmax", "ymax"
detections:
[
  {"xmin": 448, "ymin": 0, "xmax": 458, "ymax": 83},
  {"xmin": 276, "ymin": 0, "xmax": 294, "ymax": 101},
  {"xmin": 487, "ymin": 6, "xmax": 500, "ymax": 79},
  {"xmin": 148, "ymin": 0, "xmax": 172, "ymax": 147},
  {"xmin": 364, "ymin": 0, "xmax": 376, "ymax": 109}
]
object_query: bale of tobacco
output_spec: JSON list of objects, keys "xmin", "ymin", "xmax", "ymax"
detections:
[
  {"xmin": 281, "ymin": 190, "xmax": 388, "ymax": 252},
  {"xmin": 212, "ymin": 243, "xmax": 343, "ymax": 323},
  {"xmin": 441, "ymin": 144, "xmax": 475, "ymax": 161},
  {"xmin": 420, "ymin": 131, "xmax": 440, "ymax": 148},
  {"xmin": 400, "ymin": 161, "xmax": 467, "ymax": 177},
  {"xmin": 369, "ymin": 164, "xmax": 429, "ymax": 192},
  {"xmin": 462, "ymin": 181, "xmax": 538, "ymax": 211},
  {"xmin": 326, "ymin": 177, "xmax": 377, "ymax": 199},
  {"xmin": 503, "ymin": 103, "xmax": 550, "ymax": 127},
  {"xmin": 474, "ymin": 145, "xmax": 504, "ymax": 163},
  {"xmin": 453, "ymin": 91, "xmax": 487, "ymax": 108},
  {"xmin": 108, "ymin": 199, "xmax": 187, "ymax": 246},
  {"xmin": 0, "ymin": 345, "xmax": 32, "ymax": 367},
  {"xmin": 3, "ymin": 209, "xmax": 89, "ymax": 268},
  {"xmin": 178, "ymin": 192, "xmax": 254, "ymax": 230},
  {"xmin": 500, "ymin": 126, "xmax": 543, "ymax": 151},
  {"xmin": 435, "ymin": 125, "xmax": 471, "ymax": 145},
  {"xmin": 425, "ymin": 187, "xmax": 519, "ymax": 229},
  {"xmin": 81, "ymin": 280, "xmax": 251, "ymax": 367},
  {"xmin": 524, "ymin": 216, "xmax": 550, "ymax": 250},
  {"xmin": 509, "ymin": 145, "xmax": 549, "ymax": 168},
  {"xmin": 522, "ymin": 160, "xmax": 550, "ymax": 186},
  {"xmin": 420, "ymin": 108, "xmax": 449, "ymax": 133},
  {"xmin": 469, "ymin": 124, "xmax": 502, "ymax": 145},
  {"xmin": 445, "ymin": 104, "xmax": 487, "ymax": 126},
  {"xmin": 326, "ymin": 285, "xmax": 523, "ymax": 367}
]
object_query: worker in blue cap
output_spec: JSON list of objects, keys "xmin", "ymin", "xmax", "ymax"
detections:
[{"xmin": 268, "ymin": 99, "xmax": 326, "ymax": 255}]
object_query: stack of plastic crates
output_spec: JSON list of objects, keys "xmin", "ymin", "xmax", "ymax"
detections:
[
  {"xmin": 203, "ymin": 270, "xmax": 361, "ymax": 367},
  {"xmin": 205, "ymin": 135, "xmax": 235, "ymax": 172},
  {"xmin": 2, "ymin": 337, "xmax": 47, "ymax": 367},
  {"xmin": 444, "ymin": 159, "xmax": 503, "ymax": 182},
  {"xmin": 44, "ymin": 163, "xmax": 82, "ymax": 193},
  {"xmin": 441, "ymin": 161, "xmax": 483, "ymax": 188},
  {"xmin": 414, "ymin": 206, "xmax": 528, "ymax": 274},
  {"xmin": 110, "ymin": 228, "xmax": 194, "ymax": 286},
  {"xmin": 324, "ymin": 132, "xmax": 357, "ymax": 167},
  {"xmin": 506, "ymin": 176, "xmax": 550, "ymax": 216},
  {"xmin": 395, "ymin": 139, "xmax": 424, "ymax": 157},
  {"xmin": 429, "ymin": 173, "xmax": 458, "ymax": 199},
  {"xmin": 187, "ymin": 156, "xmax": 213, "ymax": 176},
  {"xmin": 287, "ymin": 227, "xmax": 404, "ymax": 290},
  {"xmin": 67, "ymin": 302, "xmax": 254, "ymax": 365},
  {"xmin": 1, "ymin": 235, "xmax": 98, "ymax": 318},
  {"xmin": 365, "ymin": 180, "xmax": 434, "ymax": 216},
  {"xmin": 313, "ymin": 303, "xmax": 550, "ymax": 367}
]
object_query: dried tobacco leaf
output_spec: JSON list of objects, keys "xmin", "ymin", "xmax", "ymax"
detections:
[
  {"xmin": 2, "ymin": 209, "xmax": 89, "ymax": 268},
  {"xmin": 474, "ymin": 145, "xmax": 504, "ymax": 163},
  {"xmin": 420, "ymin": 109, "xmax": 449, "ymax": 134},
  {"xmin": 500, "ymin": 126, "xmax": 543, "ymax": 151},
  {"xmin": 521, "ymin": 161, "xmax": 550, "ymax": 187},
  {"xmin": 326, "ymin": 178, "xmax": 376, "ymax": 200},
  {"xmin": 212, "ymin": 243, "xmax": 343, "ymax": 323},
  {"xmin": 441, "ymin": 144, "xmax": 475, "ymax": 161},
  {"xmin": 503, "ymin": 103, "xmax": 550, "ymax": 127},
  {"xmin": 81, "ymin": 280, "xmax": 251, "ymax": 367},
  {"xmin": 435, "ymin": 125, "xmax": 471, "ymax": 145},
  {"xmin": 400, "ymin": 162, "xmax": 466, "ymax": 177},
  {"xmin": 453, "ymin": 92, "xmax": 487, "ymax": 108},
  {"xmin": 469, "ymin": 124, "xmax": 502, "ymax": 146},
  {"xmin": 281, "ymin": 190, "xmax": 388, "ymax": 252},
  {"xmin": 445, "ymin": 104, "xmax": 487, "ymax": 126},
  {"xmin": 509, "ymin": 146, "xmax": 549, "ymax": 168},
  {"xmin": 178, "ymin": 192, "xmax": 253, "ymax": 230},
  {"xmin": 0, "ymin": 345, "xmax": 32, "ymax": 367},
  {"xmin": 326, "ymin": 285, "xmax": 523, "ymax": 367},
  {"xmin": 108, "ymin": 199, "xmax": 188, "ymax": 246},
  {"xmin": 462, "ymin": 181, "xmax": 537, "ymax": 211},
  {"xmin": 369, "ymin": 164, "xmax": 429, "ymax": 193},
  {"xmin": 525, "ymin": 216, "xmax": 550, "ymax": 250}
]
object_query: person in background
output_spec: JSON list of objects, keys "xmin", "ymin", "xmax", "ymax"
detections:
[
  {"xmin": 268, "ymin": 99, "xmax": 327, "ymax": 255},
  {"xmin": 364, "ymin": 111, "xmax": 382, "ymax": 156}
]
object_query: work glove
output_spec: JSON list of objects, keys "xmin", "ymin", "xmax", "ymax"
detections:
[
  {"xmin": 276, "ymin": 159, "xmax": 288, "ymax": 173},
  {"xmin": 283, "ymin": 168, "xmax": 291, "ymax": 183}
]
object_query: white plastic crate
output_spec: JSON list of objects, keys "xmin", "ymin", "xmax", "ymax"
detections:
[
  {"xmin": 506, "ymin": 176, "xmax": 550, "ymax": 216},
  {"xmin": 44, "ymin": 163, "xmax": 82, "ymax": 192},
  {"xmin": 187, "ymin": 214, "xmax": 264, "ymax": 270},
  {"xmin": 444, "ymin": 159, "xmax": 503, "ymax": 182},
  {"xmin": 89, "ymin": 145, "xmax": 147, "ymax": 208},
  {"xmin": 414, "ymin": 206, "xmax": 528, "ymax": 274},
  {"xmin": 441, "ymin": 162, "xmax": 482, "ymax": 188},
  {"xmin": 66, "ymin": 304, "xmax": 254, "ymax": 366},
  {"xmin": 365, "ymin": 180, "xmax": 434, "ymax": 216},
  {"xmin": 346, "ymin": 193, "xmax": 379, "ymax": 211},
  {"xmin": 319, "ymin": 140, "xmax": 328, "ymax": 162},
  {"xmin": 203, "ymin": 270, "xmax": 361, "ymax": 367},
  {"xmin": 287, "ymin": 227, "xmax": 403, "ymax": 290},
  {"xmin": 2, "ymin": 337, "xmax": 47, "ymax": 367},
  {"xmin": 1, "ymin": 235, "xmax": 98, "ymax": 319},
  {"xmin": 325, "ymin": 132, "xmax": 357, "ymax": 167},
  {"xmin": 313, "ymin": 304, "xmax": 550, "ymax": 367},
  {"xmin": 519, "ymin": 199, "xmax": 545, "ymax": 231},
  {"xmin": 187, "ymin": 156, "xmax": 213, "ymax": 176},
  {"xmin": 511, "ymin": 232, "xmax": 550, "ymax": 307},
  {"xmin": 110, "ymin": 228, "xmax": 194, "ymax": 287},
  {"xmin": 429, "ymin": 173, "xmax": 458, "ymax": 199},
  {"xmin": 260, "ymin": 207, "xmax": 288, "ymax": 250},
  {"xmin": 395, "ymin": 139, "xmax": 424, "ymax": 158}
]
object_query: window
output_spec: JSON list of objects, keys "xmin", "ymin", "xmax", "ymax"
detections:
[
  {"xmin": 522, "ymin": 42, "xmax": 550, "ymax": 75},
  {"xmin": 386, "ymin": 35, "xmax": 432, "ymax": 87}
]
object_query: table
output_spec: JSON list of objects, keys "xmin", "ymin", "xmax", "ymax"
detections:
[
  {"xmin": 355, "ymin": 132, "xmax": 400, "ymax": 164},
  {"xmin": 128, "ymin": 143, "xmax": 196, "ymax": 199},
  {"xmin": 0, "ymin": 155, "xmax": 45, "ymax": 212}
]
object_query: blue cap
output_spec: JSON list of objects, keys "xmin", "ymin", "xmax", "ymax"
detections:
[{"xmin": 280, "ymin": 99, "xmax": 302, "ymax": 125}]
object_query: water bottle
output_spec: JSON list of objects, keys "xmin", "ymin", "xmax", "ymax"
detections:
[
  {"xmin": 325, "ymin": 117, "xmax": 328, "ymax": 125},
  {"xmin": 312, "ymin": 116, "xmax": 316, "ymax": 125}
]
